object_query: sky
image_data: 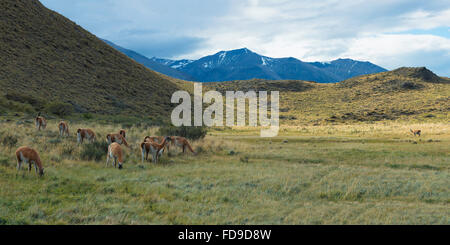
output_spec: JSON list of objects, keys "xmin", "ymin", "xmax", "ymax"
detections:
[{"xmin": 40, "ymin": 0, "xmax": 450, "ymax": 76}]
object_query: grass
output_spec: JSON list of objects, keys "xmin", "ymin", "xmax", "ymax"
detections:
[{"xmin": 0, "ymin": 119, "xmax": 448, "ymax": 224}]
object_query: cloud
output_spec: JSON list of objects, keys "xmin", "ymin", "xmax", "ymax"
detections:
[{"xmin": 41, "ymin": 0, "xmax": 450, "ymax": 76}]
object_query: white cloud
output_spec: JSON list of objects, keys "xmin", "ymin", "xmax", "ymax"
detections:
[{"xmin": 41, "ymin": 0, "xmax": 450, "ymax": 76}]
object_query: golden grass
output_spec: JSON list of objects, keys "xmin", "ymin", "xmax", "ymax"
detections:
[{"xmin": 0, "ymin": 119, "xmax": 448, "ymax": 224}]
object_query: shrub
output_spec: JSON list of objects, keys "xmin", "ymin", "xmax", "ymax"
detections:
[
  {"xmin": 79, "ymin": 141, "xmax": 108, "ymax": 162},
  {"xmin": 5, "ymin": 92, "xmax": 45, "ymax": 110},
  {"xmin": 82, "ymin": 113, "xmax": 93, "ymax": 120},
  {"xmin": 157, "ymin": 125, "xmax": 207, "ymax": 141},
  {"xmin": 45, "ymin": 102, "xmax": 74, "ymax": 117},
  {"xmin": 1, "ymin": 134, "xmax": 18, "ymax": 149}
]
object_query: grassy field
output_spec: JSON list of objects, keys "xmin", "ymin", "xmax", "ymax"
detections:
[{"xmin": 0, "ymin": 118, "xmax": 448, "ymax": 224}]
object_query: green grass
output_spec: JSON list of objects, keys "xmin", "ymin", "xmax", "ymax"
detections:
[{"xmin": 0, "ymin": 119, "xmax": 448, "ymax": 224}]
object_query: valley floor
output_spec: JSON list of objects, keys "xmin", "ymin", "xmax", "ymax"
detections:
[{"xmin": 0, "ymin": 120, "xmax": 448, "ymax": 224}]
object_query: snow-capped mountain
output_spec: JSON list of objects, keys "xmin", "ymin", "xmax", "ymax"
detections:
[
  {"xmin": 102, "ymin": 39, "xmax": 193, "ymax": 80},
  {"xmin": 152, "ymin": 48, "xmax": 386, "ymax": 83},
  {"xmin": 103, "ymin": 40, "xmax": 387, "ymax": 83}
]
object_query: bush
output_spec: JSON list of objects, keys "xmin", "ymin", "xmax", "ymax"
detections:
[
  {"xmin": 45, "ymin": 102, "xmax": 74, "ymax": 117},
  {"xmin": 82, "ymin": 113, "xmax": 93, "ymax": 120},
  {"xmin": 1, "ymin": 134, "xmax": 18, "ymax": 149},
  {"xmin": 157, "ymin": 125, "xmax": 207, "ymax": 141},
  {"xmin": 79, "ymin": 141, "xmax": 108, "ymax": 162},
  {"xmin": 5, "ymin": 92, "xmax": 45, "ymax": 110}
]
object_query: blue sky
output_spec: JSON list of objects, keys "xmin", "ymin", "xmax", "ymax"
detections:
[{"xmin": 41, "ymin": 0, "xmax": 450, "ymax": 76}]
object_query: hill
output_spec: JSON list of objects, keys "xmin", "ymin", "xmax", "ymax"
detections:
[
  {"xmin": 204, "ymin": 67, "xmax": 450, "ymax": 124},
  {"xmin": 102, "ymin": 39, "xmax": 194, "ymax": 81},
  {"xmin": 150, "ymin": 48, "xmax": 386, "ymax": 83},
  {"xmin": 0, "ymin": 0, "xmax": 181, "ymax": 119}
]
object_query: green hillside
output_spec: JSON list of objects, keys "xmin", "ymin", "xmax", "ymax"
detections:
[
  {"xmin": 0, "ymin": 0, "xmax": 181, "ymax": 118},
  {"xmin": 204, "ymin": 67, "xmax": 450, "ymax": 125}
]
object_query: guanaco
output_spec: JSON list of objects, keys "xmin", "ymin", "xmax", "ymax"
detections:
[
  {"xmin": 15, "ymin": 146, "xmax": 44, "ymax": 176},
  {"xmin": 170, "ymin": 136, "xmax": 196, "ymax": 154},
  {"xmin": 77, "ymin": 128, "xmax": 96, "ymax": 143},
  {"xmin": 58, "ymin": 121, "xmax": 69, "ymax": 137},
  {"xmin": 106, "ymin": 132, "xmax": 129, "ymax": 147},
  {"xmin": 410, "ymin": 129, "xmax": 421, "ymax": 137},
  {"xmin": 106, "ymin": 142, "xmax": 124, "ymax": 169},
  {"xmin": 35, "ymin": 113, "xmax": 46, "ymax": 131},
  {"xmin": 144, "ymin": 136, "xmax": 170, "ymax": 151},
  {"xmin": 141, "ymin": 136, "xmax": 171, "ymax": 164},
  {"xmin": 119, "ymin": 129, "xmax": 126, "ymax": 138}
]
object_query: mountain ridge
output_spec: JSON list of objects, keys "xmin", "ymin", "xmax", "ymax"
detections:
[
  {"xmin": 118, "ymin": 45, "xmax": 387, "ymax": 83},
  {"xmin": 0, "ymin": 0, "xmax": 180, "ymax": 118}
]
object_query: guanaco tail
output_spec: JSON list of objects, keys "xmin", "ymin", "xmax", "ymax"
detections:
[
  {"xmin": 15, "ymin": 146, "xmax": 44, "ymax": 176},
  {"xmin": 106, "ymin": 142, "xmax": 124, "ymax": 169}
]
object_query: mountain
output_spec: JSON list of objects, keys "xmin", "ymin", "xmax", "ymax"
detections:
[
  {"xmin": 309, "ymin": 58, "xmax": 388, "ymax": 81},
  {"xmin": 0, "ymin": 0, "xmax": 181, "ymax": 118},
  {"xmin": 102, "ymin": 39, "xmax": 193, "ymax": 81},
  {"xmin": 204, "ymin": 67, "xmax": 449, "ymax": 124},
  {"xmin": 150, "ymin": 48, "xmax": 387, "ymax": 83}
]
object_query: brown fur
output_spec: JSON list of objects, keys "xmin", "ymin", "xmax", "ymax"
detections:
[
  {"xmin": 170, "ymin": 136, "xmax": 196, "ymax": 154},
  {"xmin": 58, "ymin": 121, "xmax": 69, "ymax": 136},
  {"xmin": 15, "ymin": 146, "xmax": 44, "ymax": 176},
  {"xmin": 410, "ymin": 129, "xmax": 421, "ymax": 137},
  {"xmin": 119, "ymin": 129, "xmax": 126, "ymax": 138},
  {"xmin": 144, "ymin": 136, "xmax": 170, "ymax": 151},
  {"xmin": 141, "ymin": 136, "xmax": 170, "ymax": 164},
  {"xmin": 35, "ymin": 114, "xmax": 47, "ymax": 131},
  {"xmin": 106, "ymin": 142, "xmax": 124, "ymax": 169},
  {"xmin": 107, "ymin": 133, "xmax": 129, "ymax": 147},
  {"xmin": 77, "ymin": 128, "xmax": 96, "ymax": 143}
]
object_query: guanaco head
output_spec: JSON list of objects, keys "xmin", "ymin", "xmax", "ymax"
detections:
[
  {"xmin": 143, "ymin": 136, "xmax": 150, "ymax": 142},
  {"xmin": 77, "ymin": 128, "xmax": 82, "ymax": 133},
  {"xmin": 39, "ymin": 168, "xmax": 45, "ymax": 177},
  {"xmin": 119, "ymin": 129, "xmax": 126, "ymax": 138}
]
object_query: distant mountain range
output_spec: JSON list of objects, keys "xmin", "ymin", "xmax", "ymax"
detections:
[{"xmin": 104, "ymin": 41, "xmax": 387, "ymax": 83}]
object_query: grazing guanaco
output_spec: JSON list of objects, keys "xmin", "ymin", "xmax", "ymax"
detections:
[
  {"xmin": 410, "ymin": 129, "xmax": 421, "ymax": 137},
  {"xmin": 35, "ymin": 113, "xmax": 47, "ymax": 131},
  {"xmin": 77, "ymin": 128, "xmax": 96, "ymax": 143},
  {"xmin": 119, "ymin": 129, "xmax": 126, "ymax": 138},
  {"xmin": 170, "ymin": 136, "xmax": 196, "ymax": 154},
  {"xmin": 15, "ymin": 146, "xmax": 44, "ymax": 176},
  {"xmin": 106, "ymin": 142, "xmax": 124, "ymax": 169},
  {"xmin": 144, "ymin": 136, "xmax": 170, "ymax": 151},
  {"xmin": 58, "ymin": 121, "xmax": 69, "ymax": 137},
  {"xmin": 141, "ymin": 136, "xmax": 171, "ymax": 164},
  {"xmin": 106, "ymin": 132, "xmax": 129, "ymax": 147}
]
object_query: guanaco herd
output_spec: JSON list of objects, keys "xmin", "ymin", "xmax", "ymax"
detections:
[
  {"xmin": 15, "ymin": 114, "xmax": 197, "ymax": 177},
  {"xmin": 15, "ymin": 114, "xmax": 424, "ymax": 177}
]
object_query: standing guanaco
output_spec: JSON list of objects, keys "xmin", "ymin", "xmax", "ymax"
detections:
[
  {"xmin": 35, "ymin": 112, "xmax": 46, "ymax": 131},
  {"xmin": 144, "ymin": 136, "xmax": 170, "ymax": 151},
  {"xmin": 107, "ymin": 130, "xmax": 129, "ymax": 147},
  {"xmin": 141, "ymin": 136, "xmax": 171, "ymax": 164},
  {"xmin": 106, "ymin": 142, "xmax": 124, "ymax": 169},
  {"xmin": 77, "ymin": 129, "xmax": 96, "ymax": 143},
  {"xmin": 170, "ymin": 136, "xmax": 196, "ymax": 154},
  {"xmin": 410, "ymin": 129, "xmax": 421, "ymax": 137},
  {"xmin": 58, "ymin": 121, "xmax": 69, "ymax": 137},
  {"xmin": 15, "ymin": 146, "xmax": 44, "ymax": 176}
]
